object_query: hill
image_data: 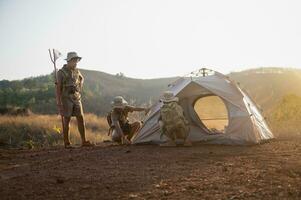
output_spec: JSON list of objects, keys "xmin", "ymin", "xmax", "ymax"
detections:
[
  {"xmin": 1, "ymin": 67, "xmax": 301, "ymax": 115},
  {"xmin": 0, "ymin": 69, "xmax": 177, "ymax": 115},
  {"xmin": 229, "ymin": 67, "xmax": 301, "ymax": 112},
  {"xmin": 81, "ymin": 69, "xmax": 177, "ymax": 114}
]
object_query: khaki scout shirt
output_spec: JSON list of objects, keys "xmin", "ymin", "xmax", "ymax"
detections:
[
  {"xmin": 57, "ymin": 65, "xmax": 84, "ymax": 104},
  {"xmin": 111, "ymin": 106, "xmax": 135, "ymax": 127}
]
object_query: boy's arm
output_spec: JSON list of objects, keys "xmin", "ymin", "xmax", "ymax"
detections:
[
  {"xmin": 158, "ymin": 113, "xmax": 162, "ymax": 122},
  {"xmin": 78, "ymin": 70, "xmax": 84, "ymax": 91},
  {"xmin": 177, "ymin": 104, "xmax": 189, "ymax": 125},
  {"xmin": 128, "ymin": 106, "xmax": 150, "ymax": 114},
  {"xmin": 158, "ymin": 113, "xmax": 164, "ymax": 138},
  {"xmin": 111, "ymin": 114, "xmax": 124, "ymax": 137}
]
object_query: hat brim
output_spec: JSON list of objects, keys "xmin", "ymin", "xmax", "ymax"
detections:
[
  {"xmin": 111, "ymin": 102, "xmax": 128, "ymax": 108},
  {"xmin": 65, "ymin": 56, "xmax": 82, "ymax": 62},
  {"xmin": 160, "ymin": 97, "xmax": 179, "ymax": 103}
]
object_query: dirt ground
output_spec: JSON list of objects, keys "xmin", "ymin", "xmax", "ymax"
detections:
[{"xmin": 1, "ymin": 137, "xmax": 301, "ymax": 200}]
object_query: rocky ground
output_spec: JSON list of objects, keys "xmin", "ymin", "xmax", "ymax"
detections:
[{"xmin": 1, "ymin": 137, "xmax": 301, "ymax": 200}]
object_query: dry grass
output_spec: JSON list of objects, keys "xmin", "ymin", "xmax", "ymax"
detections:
[
  {"xmin": 201, "ymin": 119, "xmax": 228, "ymax": 132},
  {"xmin": 1, "ymin": 104, "xmax": 300, "ymax": 149},
  {"xmin": 0, "ymin": 114, "xmax": 110, "ymax": 148},
  {"xmin": 267, "ymin": 119, "xmax": 301, "ymax": 139}
]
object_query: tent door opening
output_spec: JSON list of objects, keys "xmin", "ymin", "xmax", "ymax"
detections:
[{"xmin": 193, "ymin": 95, "xmax": 229, "ymax": 134}]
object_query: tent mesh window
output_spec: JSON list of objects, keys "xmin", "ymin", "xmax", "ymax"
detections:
[{"xmin": 193, "ymin": 95, "xmax": 229, "ymax": 134}]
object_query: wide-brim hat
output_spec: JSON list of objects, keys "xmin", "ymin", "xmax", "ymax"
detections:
[
  {"xmin": 111, "ymin": 96, "xmax": 128, "ymax": 108},
  {"xmin": 160, "ymin": 91, "xmax": 179, "ymax": 103},
  {"xmin": 65, "ymin": 52, "xmax": 82, "ymax": 62}
]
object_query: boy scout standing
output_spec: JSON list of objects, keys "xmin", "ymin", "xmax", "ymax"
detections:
[
  {"xmin": 109, "ymin": 96, "xmax": 149, "ymax": 144},
  {"xmin": 57, "ymin": 52, "xmax": 93, "ymax": 148},
  {"xmin": 159, "ymin": 91, "xmax": 192, "ymax": 147}
]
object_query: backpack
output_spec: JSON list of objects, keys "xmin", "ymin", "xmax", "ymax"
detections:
[{"xmin": 160, "ymin": 102, "xmax": 188, "ymax": 133}]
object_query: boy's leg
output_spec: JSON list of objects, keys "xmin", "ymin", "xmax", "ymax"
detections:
[
  {"xmin": 183, "ymin": 126, "xmax": 192, "ymax": 147},
  {"xmin": 159, "ymin": 124, "xmax": 176, "ymax": 147},
  {"xmin": 76, "ymin": 115, "xmax": 94, "ymax": 147},
  {"xmin": 76, "ymin": 115, "xmax": 86, "ymax": 142},
  {"xmin": 72, "ymin": 101, "xmax": 93, "ymax": 147},
  {"xmin": 63, "ymin": 116, "xmax": 71, "ymax": 148},
  {"xmin": 112, "ymin": 129, "xmax": 122, "ymax": 143},
  {"xmin": 61, "ymin": 98, "xmax": 73, "ymax": 148},
  {"xmin": 127, "ymin": 121, "xmax": 141, "ymax": 140}
]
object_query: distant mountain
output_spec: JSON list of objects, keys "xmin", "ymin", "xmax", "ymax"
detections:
[
  {"xmin": 1, "ymin": 67, "xmax": 301, "ymax": 115},
  {"xmin": 79, "ymin": 69, "xmax": 177, "ymax": 114},
  {"xmin": 229, "ymin": 68, "xmax": 301, "ymax": 113}
]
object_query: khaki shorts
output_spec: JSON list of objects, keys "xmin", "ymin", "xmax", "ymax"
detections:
[{"xmin": 61, "ymin": 98, "xmax": 84, "ymax": 117}]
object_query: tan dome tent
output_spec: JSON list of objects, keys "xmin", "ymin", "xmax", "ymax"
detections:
[{"xmin": 132, "ymin": 69, "xmax": 274, "ymax": 145}]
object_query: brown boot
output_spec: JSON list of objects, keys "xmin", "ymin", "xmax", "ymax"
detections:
[
  {"xmin": 183, "ymin": 140, "xmax": 192, "ymax": 147},
  {"xmin": 81, "ymin": 140, "xmax": 95, "ymax": 147},
  {"xmin": 160, "ymin": 140, "xmax": 177, "ymax": 147},
  {"xmin": 64, "ymin": 142, "xmax": 74, "ymax": 149}
]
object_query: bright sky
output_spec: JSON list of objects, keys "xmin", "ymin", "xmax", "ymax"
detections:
[{"xmin": 0, "ymin": 0, "xmax": 300, "ymax": 80}]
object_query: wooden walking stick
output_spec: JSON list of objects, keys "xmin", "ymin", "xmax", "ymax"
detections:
[{"xmin": 48, "ymin": 49, "xmax": 64, "ymax": 133}]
